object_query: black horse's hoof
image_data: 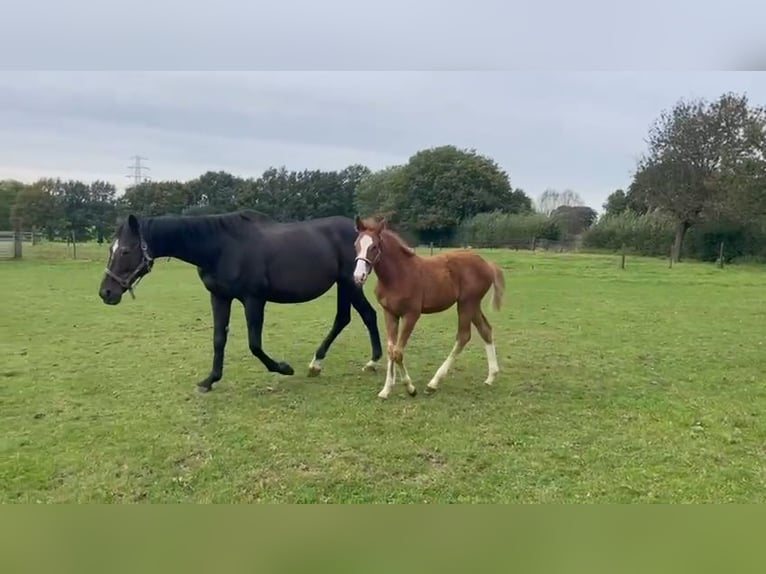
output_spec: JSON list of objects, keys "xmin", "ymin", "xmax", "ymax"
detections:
[
  {"xmin": 307, "ymin": 366, "xmax": 321, "ymax": 377},
  {"xmin": 197, "ymin": 384, "xmax": 212, "ymax": 393},
  {"xmin": 277, "ymin": 362, "xmax": 295, "ymax": 376},
  {"xmin": 362, "ymin": 361, "xmax": 379, "ymax": 373}
]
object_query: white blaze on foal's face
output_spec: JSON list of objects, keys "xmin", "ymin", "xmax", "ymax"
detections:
[{"xmin": 353, "ymin": 234, "xmax": 374, "ymax": 284}]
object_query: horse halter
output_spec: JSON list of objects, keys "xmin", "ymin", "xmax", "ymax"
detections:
[
  {"xmin": 354, "ymin": 233, "xmax": 383, "ymax": 270},
  {"xmin": 104, "ymin": 234, "xmax": 154, "ymax": 299}
]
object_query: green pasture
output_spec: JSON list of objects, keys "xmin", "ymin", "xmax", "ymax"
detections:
[{"xmin": 2, "ymin": 242, "xmax": 766, "ymax": 502}]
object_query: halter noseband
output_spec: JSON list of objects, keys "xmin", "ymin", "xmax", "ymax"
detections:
[{"xmin": 104, "ymin": 234, "xmax": 154, "ymax": 299}]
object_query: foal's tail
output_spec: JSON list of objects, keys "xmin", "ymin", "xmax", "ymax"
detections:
[{"xmin": 489, "ymin": 262, "xmax": 506, "ymax": 311}]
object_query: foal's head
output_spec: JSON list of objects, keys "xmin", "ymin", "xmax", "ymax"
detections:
[
  {"xmin": 353, "ymin": 216, "xmax": 385, "ymax": 286},
  {"xmin": 98, "ymin": 214, "xmax": 154, "ymax": 305},
  {"xmin": 353, "ymin": 216, "xmax": 415, "ymax": 286}
]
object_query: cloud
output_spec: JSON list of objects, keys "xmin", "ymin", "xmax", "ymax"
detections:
[{"xmin": 1, "ymin": 71, "xmax": 766, "ymax": 209}]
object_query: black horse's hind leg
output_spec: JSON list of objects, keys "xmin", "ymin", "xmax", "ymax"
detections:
[
  {"xmin": 349, "ymin": 285, "xmax": 383, "ymax": 372},
  {"xmin": 307, "ymin": 282, "xmax": 353, "ymax": 377},
  {"xmin": 244, "ymin": 296, "xmax": 295, "ymax": 376},
  {"xmin": 198, "ymin": 293, "xmax": 232, "ymax": 393}
]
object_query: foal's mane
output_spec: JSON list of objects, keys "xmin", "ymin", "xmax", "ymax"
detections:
[{"xmin": 381, "ymin": 228, "xmax": 416, "ymax": 257}]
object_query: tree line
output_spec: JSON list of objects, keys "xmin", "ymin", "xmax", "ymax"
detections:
[
  {"xmin": 0, "ymin": 144, "xmax": 596, "ymax": 247},
  {"xmin": 587, "ymin": 92, "xmax": 766, "ymax": 263},
  {"xmin": 2, "ymin": 90, "xmax": 765, "ymax": 263}
]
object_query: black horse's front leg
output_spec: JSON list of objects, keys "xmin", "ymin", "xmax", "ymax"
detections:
[
  {"xmin": 308, "ymin": 282, "xmax": 353, "ymax": 376},
  {"xmin": 350, "ymin": 285, "xmax": 383, "ymax": 370},
  {"xmin": 244, "ymin": 296, "xmax": 294, "ymax": 376},
  {"xmin": 197, "ymin": 293, "xmax": 233, "ymax": 393}
]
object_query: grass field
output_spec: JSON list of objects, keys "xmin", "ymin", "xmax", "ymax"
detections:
[{"xmin": 3, "ymin": 241, "xmax": 766, "ymax": 503}]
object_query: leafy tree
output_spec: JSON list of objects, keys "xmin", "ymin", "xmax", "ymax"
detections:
[
  {"xmin": 120, "ymin": 180, "xmax": 192, "ymax": 216},
  {"xmin": 329, "ymin": 164, "xmax": 371, "ymax": 219},
  {"xmin": 631, "ymin": 92, "xmax": 766, "ymax": 261},
  {"xmin": 536, "ymin": 188, "xmax": 584, "ymax": 216},
  {"xmin": 89, "ymin": 180, "xmax": 117, "ymax": 243},
  {"xmin": 53, "ymin": 180, "xmax": 92, "ymax": 241},
  {"xmin": 603, "ymin": 188, "xmax": 628, "ymax": 216},
  {"xmin": 398, "ymin": 145, "xmax": 513, "ymax": 243},
  {"xmin": 550, "ymin": 205, "xmax": 598, "ymax": 237},
  {"xmin": 507, "ymin": 188, "xmax": 534, "ymax": 214},
  {"xmin": 186, "ymin": 170, "xmax": 241, "ymax": 213},
  {"xmin": 0, "ymin": 180, "xmax": 25, "ymax": 230},
  {"xmin": 11, "ymin": 181, "xmax": 59, "ymax": 236},
  {"xmin": 353, "ymin": 165, "xmax": 408, "ymax": 222},
  {"xmin": 248, "ymin": 166, "xmax": 298, "ymax": 221}
]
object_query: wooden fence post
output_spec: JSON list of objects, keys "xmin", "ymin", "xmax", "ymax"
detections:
[{"xmin": 13, "ymin": 224, "xmax": 22, "ymax": 259}]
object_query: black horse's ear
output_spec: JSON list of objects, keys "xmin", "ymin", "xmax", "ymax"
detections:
[
  {"xmin": 355, "ymin": 215, "xmax": 364, "ymax": 231},
  {"xmin": 127, "ymin": 214, "xmax": 140, "ymax": 235}
]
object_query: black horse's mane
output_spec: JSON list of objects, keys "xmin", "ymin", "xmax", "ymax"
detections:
[{"xmin": 132, "ymin": 209, "xmax": 273, "ymax": 244}]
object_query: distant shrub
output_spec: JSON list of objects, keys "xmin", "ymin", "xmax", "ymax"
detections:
[
  {"xmin": 582, "ymin": 211, "xmax": 675, "ymax": 256},
  {"xmin": 456, "ymin": 211, "xmax": 560, "ymax": 248},
  {"xmin": 683, "ymin": 219, "xmax": 766, "ymax": 262}
]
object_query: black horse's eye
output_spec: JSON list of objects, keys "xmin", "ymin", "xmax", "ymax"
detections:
[{"xmin": 120, "ymin": 247, "xmax": 130, "ymax": 255}]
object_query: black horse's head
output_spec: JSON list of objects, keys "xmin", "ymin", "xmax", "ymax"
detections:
[{"xmin": 98, "ymin": 214, "xmax": 154, "ymax": 305}]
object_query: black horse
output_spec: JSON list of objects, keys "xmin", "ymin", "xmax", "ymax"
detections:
[{"xmin": 98, "ymin": 210, "xmax": 383, "ymax": 392}]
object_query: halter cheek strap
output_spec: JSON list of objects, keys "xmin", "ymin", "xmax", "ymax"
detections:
[{"xmin": 104, "ymin": 237, "xmax": 154, "ymax": 299}]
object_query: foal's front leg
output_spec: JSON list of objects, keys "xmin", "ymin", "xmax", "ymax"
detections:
[
  {"xmin": 392, "ymin": 311, "xmax": 420, "ymax": 397},
  {"xmin": 378, "ymin": 309, "xmax": 399, "ymax": 399}
]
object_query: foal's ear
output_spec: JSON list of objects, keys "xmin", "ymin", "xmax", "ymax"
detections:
[
  {"xmin": 127, "ymin": 214, "xmax": 140, "ymax": 235},
  {"xmin": 355, "ymin": 215, "xmax": 364, "ymax": 231},
  {"xmin": 378, "ymin": 218, "xmax": 387, "ymax": 231}
]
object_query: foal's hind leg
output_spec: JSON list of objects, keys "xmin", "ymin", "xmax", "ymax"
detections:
[
  {"xmin": 308, "ymin": 282, "xmax": 353, "ymax": 376},
  {"xmin": 425, "ymin": 302, "xmax": 473, "ymax": 393},
  {"xmin": 472, "ymin": 309, "xmax": 499, "ymax": 385}
]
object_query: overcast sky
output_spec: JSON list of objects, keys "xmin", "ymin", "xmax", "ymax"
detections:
[{"xmin": 2, "ymin": 71, "xmax": 766, "ymax": 210}]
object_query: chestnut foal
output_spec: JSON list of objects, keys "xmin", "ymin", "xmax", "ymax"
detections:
[{"xmin": 353, "ymin": 217, "xmax": 506, "ymax": 399}]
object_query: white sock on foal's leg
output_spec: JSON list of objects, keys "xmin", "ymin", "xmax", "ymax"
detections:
[
  {"xmin": 483, "ymin": 342, "xmax": 499, "ymax": 385},
  {"xmin": 378, "ymin": 358, "xmax": 396, "ymax": 399},
  {"xmin": 395, "ymin": 361, "xmax": 417, "ymax": 396},
  {"xmin": 426, "ymin": 342, "xmax": 461, "ymax": 391}
]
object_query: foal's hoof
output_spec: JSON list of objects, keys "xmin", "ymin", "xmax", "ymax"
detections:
[
  {"xmin": 307, "ymin": 366, "xmax": 322, "ymax": 377},
  {"xmin": 277, "ymin": 362, "xmax": 295, "ymax": 376},
  {"xmin": 407, "ymin": 387, "xmax": 418, "ymax": 397},
  {"xmin": 424, "ymin": 385, "xmax": 438, "ymax": 395}
]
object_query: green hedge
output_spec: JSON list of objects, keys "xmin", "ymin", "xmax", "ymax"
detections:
[
  {"xmin": 583, "ymin": 211, "xmax": 766, "ymax": 262},
  {"xmin": 581, "ymin": 211, "xmax": 675, "ymax": 256},
  {"xmin": 456, "ymin": 211, "xmax": 560, "ymax": 248}
]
